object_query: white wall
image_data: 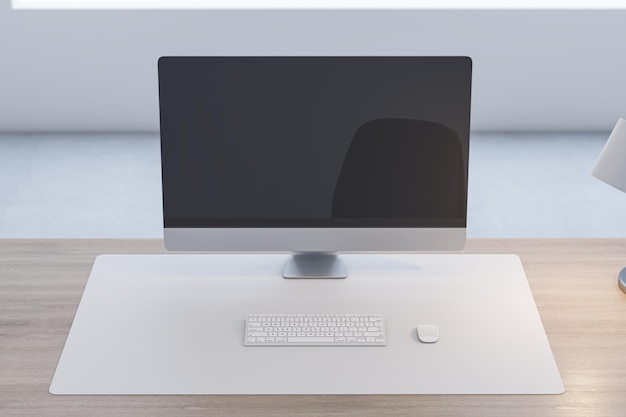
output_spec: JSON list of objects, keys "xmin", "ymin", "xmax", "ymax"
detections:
[{"xmin": 2, "ymin": 6, "xmax": 626, "ymax": 132}]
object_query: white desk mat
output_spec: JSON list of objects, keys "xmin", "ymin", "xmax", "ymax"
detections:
[{"xmin": 50, "ymin": 254, "xmax": 564, "ymax": 395}]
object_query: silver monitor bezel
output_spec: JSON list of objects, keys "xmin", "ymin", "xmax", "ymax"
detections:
[{"xmin": 164, "ymin": 227, "xmax": 466, "ymax": 252}]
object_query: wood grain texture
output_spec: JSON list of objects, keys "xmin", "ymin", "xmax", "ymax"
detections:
[{"xmin": 1, "ymin": 239, "xmax": 626, "ymax": 416}]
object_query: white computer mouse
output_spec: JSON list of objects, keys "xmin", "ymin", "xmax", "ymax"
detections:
[{"xmin": 417, "ymin": 324, "xmax": 439, "ymax": 343}]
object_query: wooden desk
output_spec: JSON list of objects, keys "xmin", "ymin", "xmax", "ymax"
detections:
[{"xmin": 2, "ymin": 239, "xmax": 626, "ymax": 416}]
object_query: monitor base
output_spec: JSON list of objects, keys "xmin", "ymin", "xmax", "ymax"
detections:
[{"xmin": 283, "ymin": 252, "xmax": 347, "ymax": 279}]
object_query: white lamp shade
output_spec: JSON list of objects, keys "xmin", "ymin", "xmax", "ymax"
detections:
[{"xmin": 592, "ymin": 118, "xmax": 626, "ymax": 194}]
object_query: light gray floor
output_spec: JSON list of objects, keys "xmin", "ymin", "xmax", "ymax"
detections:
[{"xmin": 0, "ymin": 132, "xmax": 625, "ymax": 238}]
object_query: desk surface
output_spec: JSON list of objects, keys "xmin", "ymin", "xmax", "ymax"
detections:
[{"xmin": 2, "ymin": 239, "xmax": 626, "ymax": 416}]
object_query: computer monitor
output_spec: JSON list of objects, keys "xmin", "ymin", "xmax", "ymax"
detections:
[{"xmin": 158, "ymin": 56, "xmax": 472, "ymax": 278}]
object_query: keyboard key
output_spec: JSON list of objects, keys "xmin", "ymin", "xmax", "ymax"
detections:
[{"xmin": 289, "ymin": 337, "xmax": 334, "ymax": 343}]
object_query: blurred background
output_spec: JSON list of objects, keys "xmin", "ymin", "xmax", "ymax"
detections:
[{"xmin": 1, "ymin": 5, "xmax": 625, "ymax": 237}]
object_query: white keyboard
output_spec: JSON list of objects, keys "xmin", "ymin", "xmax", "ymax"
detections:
[{"xmin": 244, "ymin": 313, "xmax": 387, "ymax": 346}]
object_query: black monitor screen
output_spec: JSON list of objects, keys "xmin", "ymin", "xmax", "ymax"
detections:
[{"xmin": 159, "ymin": 57, "xmax": 472, "ymax": 228}]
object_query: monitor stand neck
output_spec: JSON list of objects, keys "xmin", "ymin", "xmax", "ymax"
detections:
[{"xmin": 283, "ymin": 252, "xmax": 347, "ymax": 279}]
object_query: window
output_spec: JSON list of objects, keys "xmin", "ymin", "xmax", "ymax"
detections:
[{"xmin": 12, "ymin": 0, "xmax": 626, "ymax": 10}]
